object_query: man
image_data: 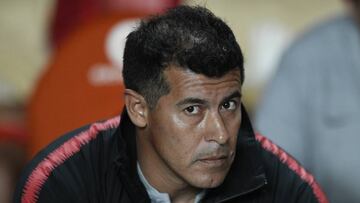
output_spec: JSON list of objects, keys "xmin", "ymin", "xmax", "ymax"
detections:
[
  {"xmin": 14, "ymin": 6, "xmax": 327, "ymax": 203},
  {"xmin": 255, "ymin": 1, "xmax": 360, "ymax": 202}
]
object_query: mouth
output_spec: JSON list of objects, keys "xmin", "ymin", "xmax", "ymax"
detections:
[{"xmin": 198, "ymin": 155, "xmax": 228, "ymax": 167}]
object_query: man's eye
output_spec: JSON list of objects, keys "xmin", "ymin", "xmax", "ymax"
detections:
[
  {"xmin": 184, "ymin": 106, "xmax": 200, "ymax": 115},
  {"xmin": 221, "ymin": 100, "xmax": 237, "ymax": 111}
]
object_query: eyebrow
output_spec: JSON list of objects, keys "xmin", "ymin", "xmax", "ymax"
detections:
[
  {"xmin": 221, "ymin": 91, "xmax": 242, "ymax": 104},
  {"xmin": 176, "ymin": 97, "xmax": 209, "ymax": 107},
  {"xmin": 176, "ymin": 91, "xmax": 242, "ymax": 107}
]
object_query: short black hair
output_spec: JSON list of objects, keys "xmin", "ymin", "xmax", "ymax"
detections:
[{"xmin": 123, "ymin": 5, "xmax": 244, "ymax": 109}]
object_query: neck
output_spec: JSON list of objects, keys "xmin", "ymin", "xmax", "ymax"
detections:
[
  {"xmin": 171, "ymin": 189, "xmax": 201, "ymax": 203},
  {"xmin": 136, "ymin": 130, "xmax": 201, "ymax": 202}
]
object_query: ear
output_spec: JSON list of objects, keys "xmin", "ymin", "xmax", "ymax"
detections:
[{"xmin": 124, "ymin": 89, "xmax": 148, "ymax": 128}]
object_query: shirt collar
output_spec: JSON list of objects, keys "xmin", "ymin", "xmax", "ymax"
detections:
[{"xmin": 137, "ymin": 163, "xmax": 205, "ymax": 203}]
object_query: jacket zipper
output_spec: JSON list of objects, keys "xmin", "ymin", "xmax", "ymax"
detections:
[{"xmin": 215, "ymin": 178, "xmax": 268, "ymax": 203}]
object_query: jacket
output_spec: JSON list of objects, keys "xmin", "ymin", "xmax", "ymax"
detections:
[{"xmin": 14, "ymin": 108, "xmax": 328, "ymax": 203}]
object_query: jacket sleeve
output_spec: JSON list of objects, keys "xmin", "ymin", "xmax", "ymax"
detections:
[
  {"xmin": 13, "ymin": 125, "xmax": 99, "ymax": 203},
  {"xmin": 295, "ymin": 182, "xmax": 327, "ymax": 203},
  {"xmin": 256, "ymin": 134, "xmax": 328, "ymax": 203}
]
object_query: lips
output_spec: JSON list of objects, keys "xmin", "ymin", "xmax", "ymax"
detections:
[
  {"xmin": 200, "ymin": 155, "xmax": 227, "ymax": 161},
  {"xmin": 198, "ymin": 155, "xmax": 228, "ymax": 167}
]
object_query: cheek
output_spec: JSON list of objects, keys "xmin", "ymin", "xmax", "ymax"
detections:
[
  {"xmin": 224, "ymin": 111, "xmax": 242, "ymax": 143},
  {"xmin": 152, "ymin": 113, "xmax": 201, "ymax": 163}
]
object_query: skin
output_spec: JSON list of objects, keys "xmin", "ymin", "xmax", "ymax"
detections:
[{"xmin": 125, "ymin": 67, "xmax": 242, "ymax": 203}]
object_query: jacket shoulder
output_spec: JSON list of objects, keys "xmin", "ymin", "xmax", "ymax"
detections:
[
  {"xmin": 14, "ymin": 116, "xmax": 121, "ymax": 203},
  {"xmin": 255, "ymin": 133, "xmax": 328, "ymax": 203}
]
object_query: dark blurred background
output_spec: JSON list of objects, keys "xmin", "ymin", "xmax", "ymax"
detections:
[{"xmin": 0, "ymin": 0, "xmax": 348, "ymax": 202}]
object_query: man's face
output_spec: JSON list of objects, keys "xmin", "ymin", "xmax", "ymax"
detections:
[{"xmin": 145, "ymin": 67, "xmax": 242, "ymax": 189}]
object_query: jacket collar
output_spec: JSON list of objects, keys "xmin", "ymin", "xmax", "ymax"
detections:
[{"xmin": 114, "ymin": 104, "xmax": 267, "ymax": 202}]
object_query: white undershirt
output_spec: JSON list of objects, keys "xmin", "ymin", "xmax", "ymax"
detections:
[{"xmin": 137, "ymin": 163, "xmax": 205, "ymax": 203}]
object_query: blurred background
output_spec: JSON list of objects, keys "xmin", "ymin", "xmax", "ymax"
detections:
[{"xmin": 0, "ymin": 0, "xmax": 350, "ymax": 202}]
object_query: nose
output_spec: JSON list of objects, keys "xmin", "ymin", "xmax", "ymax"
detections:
[{"xmin": 204, "ymin": 111, "xmax": 230, "ymax": 145}]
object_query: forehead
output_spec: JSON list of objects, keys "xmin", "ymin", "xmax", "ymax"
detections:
[{"xmin": 164, "ymin": 67, "xmax": 242, "ymax": 97}]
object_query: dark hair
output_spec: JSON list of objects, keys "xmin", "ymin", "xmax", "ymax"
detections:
[{"xmin": 123, "ymin": 5, "xmax": 244, "ymax": 109}]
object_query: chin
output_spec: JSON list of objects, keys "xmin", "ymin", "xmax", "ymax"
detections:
[{"xmin": 189, "ymin": 172, "xmax": 227, "ymax": 189}]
